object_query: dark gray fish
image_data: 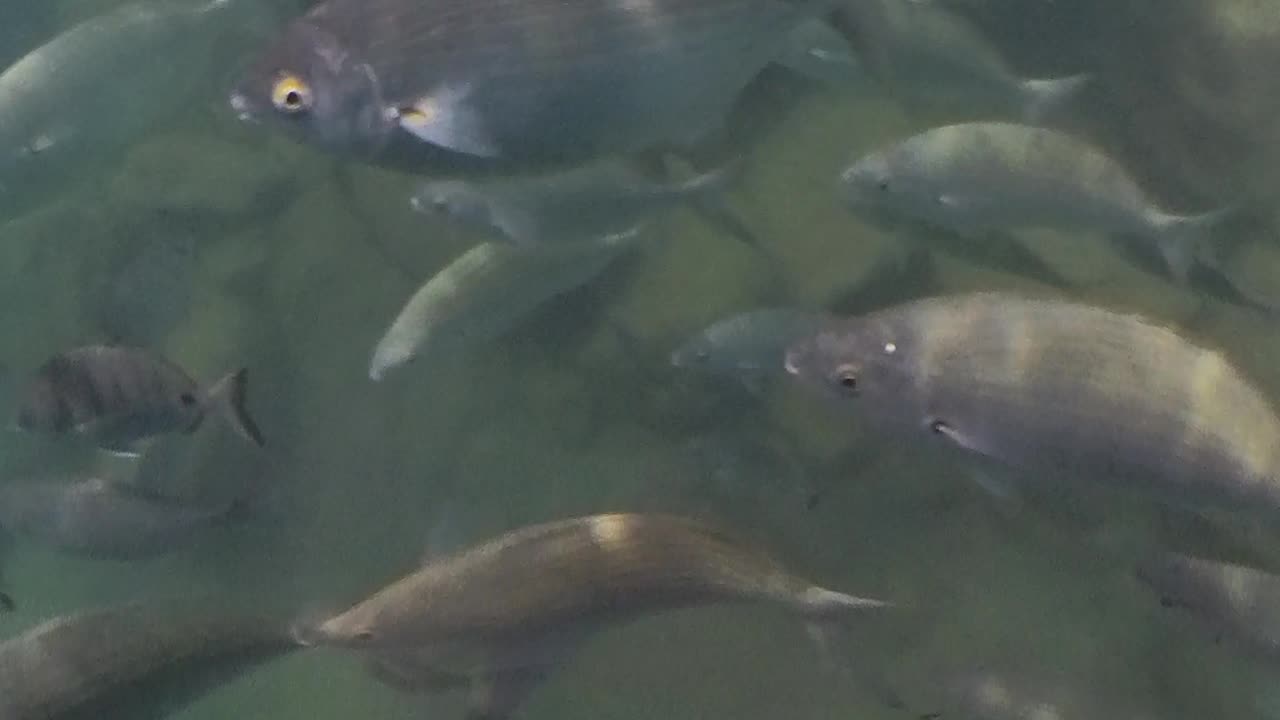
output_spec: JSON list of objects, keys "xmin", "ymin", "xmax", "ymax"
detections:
[
  {"xmin": 410, "ymin": 163, "xmax": 734, "ymax": 246},
  {"xmin": 0, "ymin": 476, "xmax": 240, "ymax": 560},
  {"xmin": 229, "ymin": 0, "xmax": 829, "ymax": 174},
  {"xmin": 784, "ymin": 292, "xmax": 1280, "ymax": 515},
  {"xmin": 1136, "ymin": 553, "xmax": 1280, "ymax": 660},
  {"xmin": 95, "ymin": 233, "xmax": 197, "ymax": 346},
  {"xmin": 0, "ymin": 600, "xmax": 298, "ymax": 720},
  {"xmin": 296, "ymin": 513, "xmax": 886, "ymax": 719},
  {"xmin": 15, "ymin": 346, "xmax": 264, "ymax": 455}
]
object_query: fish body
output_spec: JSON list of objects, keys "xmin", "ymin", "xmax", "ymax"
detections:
[
  {"xmin": 15, "ymin": 346, "xmax": 264, "ymax": 453},
  {"xmin": 0, "ymin": 0, "xmax": 235, "ymax": 213},
  {"xmin": 841, "ymin": 122, "xmax": 1227, "ymax": 279},
  {"xmin": 783, "ymin": 292, "xmax": 1280, "ymax": 514},
  {"xmin": 230, "ymin": 0, "xmax": 823, "ymax": 174},
  {"xmin": 671, "ymin": 307, "xmax": 833, "ymax": 375},
  {"xmin": 300, "ymin": 512, "xmax": 883, "ymax": 650},
  {"xmin": 369, "ymin": 231, "xmax": 638, "ymax": 380},
  {"xmin": 839, "ymin": 0, "xmax": 1086, "ymax": 119},
  {"xmin": 1136, "ymin": 553, "xmax": 1280, "ymax": 658},
  {"xmin": 0, "ymin": 477, "xmax": 235, "ymax": 560},
  {"xmin": 0, "ymin": 601, "xmax": 296, "ymax": 720},
  {"xmin": 411, "ymin": 163, "xmax": 731, "ymax": 246}
]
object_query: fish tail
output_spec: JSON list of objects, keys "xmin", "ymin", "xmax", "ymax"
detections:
[
  {"xmin": 677, "ymin": 160, "xmax": 768, "ymax": 250},
  {"xmin": 1149, "ymin": 205, "xmax": 1238, "ymax": 283},
  {"xmin": 1019, "ymin": 73, "xmax": 1091, "ymax": 123},
  {"xmin": 207, "ymin": 368, "xmax": 266, "ymax": 447}
]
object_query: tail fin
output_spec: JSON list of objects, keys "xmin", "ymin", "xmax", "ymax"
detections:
[
  {"xmin": 206, "ymin": 368, "xmax": 266, "ymax": 448},
  {"xmin": 1020, "ymin": 73, "xmax": 1091, "ymax": 123},
  {"xmin": 675, "ymin": 161, "xmax": 769, "ymax": 250},
  {"xmin": 1149, "ymin": 205, "xmax": 1238, "ymax": 283}
]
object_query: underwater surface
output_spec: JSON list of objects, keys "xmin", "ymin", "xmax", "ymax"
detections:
[{"xmin": 4, "ymin": 0, "xmax": 1280, "ymax": 718}]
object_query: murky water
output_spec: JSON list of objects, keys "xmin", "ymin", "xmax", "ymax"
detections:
[{"xmin": 3, "ymin": 0, "xmax": 1280, "ymax": 718}]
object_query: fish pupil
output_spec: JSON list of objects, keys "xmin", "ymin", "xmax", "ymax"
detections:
[
  {"xmin": 284, "ymin": 90, "xmax": 302, "ymax": 108},
  {"xmin": 179, "ymin": 392, "xmax": 197, "ymax": 407}
]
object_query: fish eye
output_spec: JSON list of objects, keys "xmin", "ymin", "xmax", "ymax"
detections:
[
  {"xmin": 833, "ymin": 364, "xmax": 859, "ymax": 394},
  {"xmin": 178, "ymin": 392, "xmax": 197, "ymax": 407},
  {"xmin": 352, "ymin": 629, "xmax": 375, "ymax": 645},
  {"xmin": 877, "ymin": 179, "xmax": 890, "ymax": 191},
  {"xmin": 271, "ymin": 73, "xmax": 313, "ymax": 113}
]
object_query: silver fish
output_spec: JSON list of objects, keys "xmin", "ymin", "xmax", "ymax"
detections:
[
  {"xmin": 783, "ymin": 292, "xmax": 1280, "ymax": 515},
  {"xmin": 411, "ymin": 163, "xmax": 732, "ymax": 246},
  {"xmin": 0, "ymin": 0, "xmax": 238, "ymax": 214},
  {"xmin": 369, "ymin": 230, "xmax": 639, "ymax": 381},
  {"xmin": 0, "ymin": 476, "xmax": 238, "ymax": 560},
  {"xmin": 839, "ymin": 0, "xmax": 1087, "ymax": 120},
  {"xmin": 295, "ymin": 513, "xmax": 885, "ymax": 719},
  {"xmin": 15, "ymin": 346, "xmax": 264, "ymax": 454},
  {"xmin": 840, "ymin": 122, "xmax": 1230, "ymax": 280},
  {"xmin": 0, "ymin": 600, "xmax": 297, "ymax": 720},
  {"xmin": 229, "ymin": 0, "xmax": 829, "ymax": 174},
  {"xmin": 671, "ymin": 307, "xmax": 834, "ymax": 375},
  {"xmin": 1137, "ymin": 553, "xmax": 1280, "ymax": 660}
]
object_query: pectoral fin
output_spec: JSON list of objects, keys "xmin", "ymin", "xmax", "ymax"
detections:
[
  {"xmin": 396, "ymin": 85, "xmax": 501, "ymax": 158},
  {"xmin": 467, "ymin": 664, "xmax": 557, "ymax": 720}
]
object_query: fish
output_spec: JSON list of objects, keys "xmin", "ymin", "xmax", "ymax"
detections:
[
  {"xmin": 836, "ymin": 0, "xmax": 1087, "ymax": 121},
  {"xmin": 0, "ymin": 0, "xmax": 240, "ymax": 215},
  {"xmin": 840, "ymin": 122, "xmax": 1231, "ymax": 280},
  {"xmin": 229, "ymin": 0, "xmax": 830, "ymax": 174},
  {"xmin": 294, "ymin": 513, "xmax": 885, "ymax": 719},
  {"xmin": 15, "ymin": 346, "xmax": 265, "ymax": 455},
  {"xmin": 369, "ymin": 230, "xmax": 640, "ymax": 381},
  {"xmin": 671, "ymin": 307, "xmax": 834, "ymax": 376},
  {"xmin": 1136, "ymin": 553, "xmax": 1280, "ymax": 660},
  {"xmin": 0, "ymin": 600, "xmax": 298, "ymax": 720},
  {"xmin": 410, "ymin": 163, "xmax": 734, "ymax": 247},
  {"xmin": 93, "ymin": 232, "xmax": 197, "ymax": 346},
  {"xmin": 783, "ymin": 292, "xmax": 1280, "ymax": 515},
  {"xmin": 0, "ymin": 476, "xmax": 242, "ymax": 560}
]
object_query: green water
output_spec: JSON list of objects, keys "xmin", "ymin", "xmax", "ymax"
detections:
[{"xmin": 3, "ymin": 0, "xmax": 1280, "ymax": 718}]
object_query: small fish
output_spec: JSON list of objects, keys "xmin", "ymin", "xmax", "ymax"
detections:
[
  {"xmin": 840, "ymin": 122, "xmax": 1231, "ymax": 280},
  {"xmin": 1136, "ymin": 553, "xmax": 1280, "ymax": 660},
  {"xmin": 94, "ymin": 232, "xmax": 197, "ymax": 346},
  {"xmin": 0, "ymin": 476, "xmax": 241, "ymax": 560},
  {"xmin": 783, "ymin": 292, "xmax": 1280, "ymax": 516},
  {"xmin": 229, "ymin": 0, "xmax": 830, "ymax": 174},
  {"xmin": 15, "ymin": 346, "xmax": 265, "ymax": 455},
  {"xmin": 0, "ymin": 0, "xmax": 240, "ymax": 215},
  {"xmin": 369, "ymin": 230, "xmax": 640, "ymax": 381},
  {"xmin": 411, "ymin": 163, "xmax": 734, "ymax": 246},
  {"xmin": 0, "ymin": 600, "xmax": 298, "ymax": 720},
  {"xmin": 838, "ymin": 0, "xmax": 1087, "ymax": 121},
  {"xmin": 294, "ymin": 513, "xmax": 885, "ymax": 720},
  {"xmin": 671, "ymin": 307, "xmax": 834, "ymax": 376}
]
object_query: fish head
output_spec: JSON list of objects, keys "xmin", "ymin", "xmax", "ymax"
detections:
[
  {"xmin": 230, "ymin": 21, "xmax": 394, "ymax": 157},
  {"xmin": 670, "ymin": 334, "xmax": 717, "ymax": 369},
  {"xmin": 783, "ymin": 317, "xmax": 915, "ymax": 407},
  {"xmin": 840, "ymin": 144, "xmax": 937, "ymax": 220},
  {"xmin": 410, "ymin": 181, "xmax": 494, "ymax": 228},
  {"xmin": 306, "ymin": 608, "xmax": 382, "ymax": 648}
]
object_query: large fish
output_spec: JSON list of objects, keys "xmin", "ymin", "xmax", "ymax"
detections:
[
  {"xmin": 0, "ymin": 476, "xmax": 241, "ymax": 560},
  {"xmin": 296, "ymin": 513, "xmax": 885, "ymax": 719},
  {"xmin": 229, "ymin": 0, "xmax": 830, "ymax": 174},
  {"xmin": 0, "ymin": 0, "xmax": 240, "ymax": 215},
  {"xmin": 783, "ymin": 292, "xmax": 1280, "ymax": 514},
  {"xmin": 840, "ymin": 122, "xmax": 1230, "ymax": 280},
  {"xmin": 15, "ymin": 346, "xmax": 265, "ymax": 455},
  {"xmin": 0, "ymin": 600, "xmax": 297, "ymax": 720}
]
